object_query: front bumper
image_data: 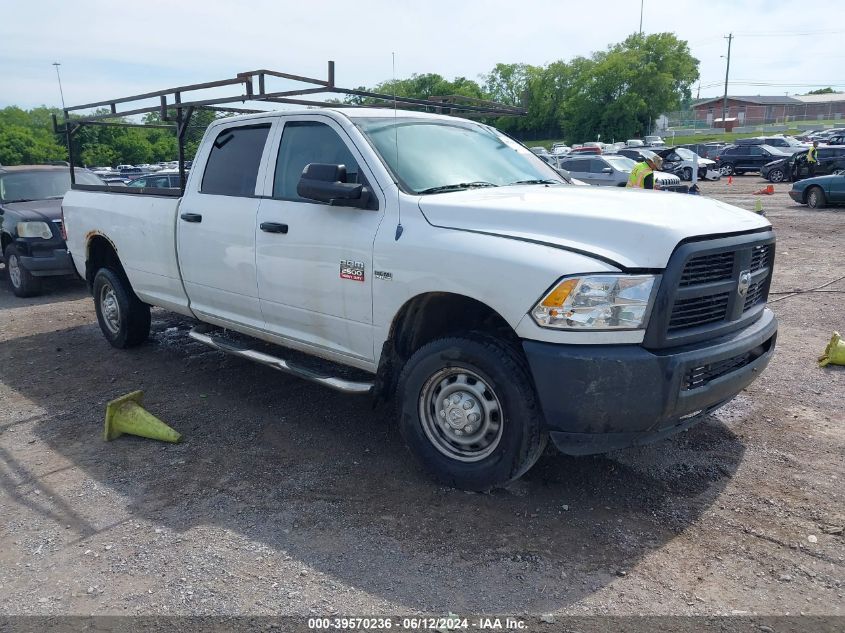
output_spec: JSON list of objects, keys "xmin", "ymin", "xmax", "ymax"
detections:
[
  {"xmin": 522, "ymin": 309, "xmax": 777, "ymax": 455},
  {"xmin": 17, "ymin": 243, "xmax": 76, "ymax": 277},
  {"xmin": 788, "ymin": 190, "xmax": 803, "ymax": 203}
]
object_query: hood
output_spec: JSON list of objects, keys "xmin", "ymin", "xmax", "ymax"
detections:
[
  {"xmin": 1, "ymin": 198, "xmax": 62, "ymax": 222},
  {"xmin": 417, "ymin": 185, "xmax": 770, "ymax": 269},
  {"xmin": 698, "ymin": 158, "xmax": 716, "ymax": 167}
]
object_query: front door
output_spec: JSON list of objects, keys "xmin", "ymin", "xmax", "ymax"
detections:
[
  {"xmin": 255, "ymin": 116, "xmax": 384, "ymax": 362},
  {"xmin": 177, "ymin": 121, "xmax": 274, "ymax": 329}
]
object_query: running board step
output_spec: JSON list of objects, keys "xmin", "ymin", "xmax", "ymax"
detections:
[{"xmin": 188, "ymin": 327, "xmax": 373, "ymax": 395}]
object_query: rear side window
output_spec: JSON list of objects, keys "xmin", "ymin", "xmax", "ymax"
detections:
[
  {"xmin": 201, "ymin": 124, "xmax": 271, "ymax": 196},
  {"xmin": 562, "ymin": 159, "xmax": 589, "ymax": 171},
  {"xmin": 273, "ymin": 121, "xmax": 359, "ymax": 200}
]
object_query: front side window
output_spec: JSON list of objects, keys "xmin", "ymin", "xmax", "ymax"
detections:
[
  {"xmin": 273, "ymin": 121, "xmax": 360, "ymax": 200},
  {"xmin": 201, "ymin": 124, "xmax": 271, "ymax": 196},
  {"xmin": 355, "ymin": 117, "xmax": 561, "ymax": 194}
]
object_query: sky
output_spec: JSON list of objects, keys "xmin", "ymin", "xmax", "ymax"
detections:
[{"xmin": 1, "ymin": 0, "xmax": 843, "ymax": 112}]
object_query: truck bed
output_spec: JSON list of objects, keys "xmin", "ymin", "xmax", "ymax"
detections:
[{"xmin": 62, "ymin": 189, "xmax": 191, "ymax": 315}]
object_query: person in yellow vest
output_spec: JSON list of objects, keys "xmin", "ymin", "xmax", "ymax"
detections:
[
  {"xmin": 807, "ymin": 140, "xmax": 819, "ymax": 178},
  {"xmin": 626, "ymin": 155, "xmax": 663, "ymax": 189}
]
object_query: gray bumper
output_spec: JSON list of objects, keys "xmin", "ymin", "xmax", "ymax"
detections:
[{"xmin": 20, "ymin": 248, "xmax": 76, "ymax": 277}]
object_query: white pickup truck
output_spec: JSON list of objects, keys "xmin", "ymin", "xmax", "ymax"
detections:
[{"xmin": 63, "ymin": 108, "xmax": 777, "ymax": 490}]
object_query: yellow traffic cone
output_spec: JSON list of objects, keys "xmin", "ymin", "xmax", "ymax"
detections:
[
  {"xmin": 819, "ymin": 332, "xmax": 845, "ymax": 367},
  {"xmin": 104, "ymin": 391, "xmax": 182, "ymax": 442},
  {"xmin": 754, "ymin": 199, "xmax": 763, "ymax": 214}
]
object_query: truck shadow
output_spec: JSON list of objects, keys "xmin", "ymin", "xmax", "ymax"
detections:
[
  {"xmin": 0, "ymin": 313, "xmax": 745, "ymax": 612},
  {"xmin": 0, "ymin": 266, "xmax": 88, "ymax": 308}
]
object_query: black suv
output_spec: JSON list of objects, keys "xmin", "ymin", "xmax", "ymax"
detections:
[
  {"xmin": 761, "ymin": 146, "xmax": 845, "ymax": 183},
  {"xmin": 0, "ymin": 165, "xmax": 103, "ymax": 296},
  {"xmin": 714, "ymin": 144, "xmax": 792, "ymax": 176}
]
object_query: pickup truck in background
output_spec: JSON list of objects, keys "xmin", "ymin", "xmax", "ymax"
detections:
[{"xmin": 63, "ymin": 108, "xmax": 778, "ymax": 490}]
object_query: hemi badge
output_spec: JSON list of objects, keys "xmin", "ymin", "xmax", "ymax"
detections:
[
  {"xmin": 374, "ymin": 271, "xmax": 393, "ymax": 281},
  {"xmin": 340, "ymin": 259, "xmax": 365, "ymax": 282}
]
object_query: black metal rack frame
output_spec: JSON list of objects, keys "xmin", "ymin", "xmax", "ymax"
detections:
[{"xmin": 53, "ymin": 61, "xmax": 525, "ymax": 193}]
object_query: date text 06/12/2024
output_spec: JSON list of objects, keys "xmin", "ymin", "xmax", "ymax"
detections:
[{"xmin": 307, "ymin": 616, "xmax": 528, "ymax": 630}]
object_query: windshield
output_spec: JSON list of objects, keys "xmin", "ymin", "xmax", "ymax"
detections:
[
  {"xmin": 675, "ymin": 148, "xmax": 698, "ymax": 161},
  {"xmin": 354, "ymin": 118, "xmax": 563, "ymax": 194},
  {"xmin": 0, "ymin": 169, "xmax": 103, "ymax": 202},
  {"xmin": 605, "ymin": 156, "xmax": 636, "ymax": 170}
]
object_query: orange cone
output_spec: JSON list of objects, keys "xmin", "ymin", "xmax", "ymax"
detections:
[
  {"xmin": 727, "ymin": 175, "xmax": 733, "ymax": 185},
  {"xmin": 766, "ymin": 184, "xmax": 774, "ymax": 194}
]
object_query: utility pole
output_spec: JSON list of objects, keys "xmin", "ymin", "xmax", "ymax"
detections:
[
  {"xmin": 52, "ymin": 62, "xmax": 66, "ymax": 111},
  {"xmin": 639, "ymin": 0, "xmax": 644, "ymax": 34},
  {"xmin": 721, "ymin": 33, "xmax": 733, "ymax": 126}
]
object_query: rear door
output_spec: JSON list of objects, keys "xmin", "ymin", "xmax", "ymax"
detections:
[
  {"xmin": 829, "ymin": 174, "xmax": 845, "ymax": 203},
  {"xmin": 587, "ymin": 158, "xmax": 615, "ymax": 185},
  {"xmin": 254, "ymin": 115, "xmax": 385, "ymax": 362},
  {"xmin": 177, "ymin": 119, "xmax": 275, "ymax": 329},
  {"xmin": 561, "ymin": 158, "xmax": 592, "ymax": 183}
]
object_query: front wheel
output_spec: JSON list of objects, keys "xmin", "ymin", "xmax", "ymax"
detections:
[
  {"xmin": 767, "ymin": 168, "xmax": 785, "ymax": 183},
  {"xmin": 682, "ymin": 167, "xmax": 693, "ymax": 181},
  {"xmin": 93, "ymin": 268, "xmax": 151, "ymax": 348},
  {"xmin": 4, "ymin": 244, "xmax": 42, "ymax": 298},
  {"xmin": 720, "ymin": 163, "xmax": 734, "ymax": 176},
  {"xmin": 806, "ymin": 186, "xmax": 827, "ymax": 209},
  {"xmin": 397, "ymin": 335, "xmax": 546, "ymax": 491}
]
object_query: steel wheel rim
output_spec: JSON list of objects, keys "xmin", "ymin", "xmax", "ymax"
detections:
[
  {"xmin": 419, "ymin": 367, "xmax": 504, "ymax": 462},
  {"xmin": 99, "ymin": 283, "xmax": 121, "ymax": 335},
  {"xmin": 809, "ymin": 190, "xmax": 818, "ymax": 207},
  {"xmin": 8, "ymin": 254, "xmax": 21, "ymax": 288}
]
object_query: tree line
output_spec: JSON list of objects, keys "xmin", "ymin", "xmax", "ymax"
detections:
[{"xmin": 0, "ymin": 32, "xmax": 699, "ymax": 166}]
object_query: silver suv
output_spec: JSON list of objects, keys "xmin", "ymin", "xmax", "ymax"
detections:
[{"xmin": 559, "ymin": 154, "xmax": 682, "ymax": 190}]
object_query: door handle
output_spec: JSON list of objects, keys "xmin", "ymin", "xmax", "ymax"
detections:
[
  {"xmin": 260, "ymin": 222, "xmax": 289, "ymax": 234},
  {"xmin": 180, "ymin": 213, "xmax": 202, "ymax": 223}
]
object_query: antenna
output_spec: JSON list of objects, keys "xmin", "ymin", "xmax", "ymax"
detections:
[{"xmin": 393, "ymin": 52, "xmax": 403, "ymax": 240}]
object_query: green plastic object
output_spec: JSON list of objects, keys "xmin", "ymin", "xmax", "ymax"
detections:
[
  {"xmin": 819, "ymin": 332, "xmax": 845, "ymax": 368},
  {"xmin": 104, "ymin": 391, "xmax": 182, "ymax": 443}
]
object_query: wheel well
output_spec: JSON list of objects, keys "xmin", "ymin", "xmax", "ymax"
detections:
[
  {"xmin": 1, "ymin": 232, "xmax": 12, "ymax": 254},
  {"xmin": 85, "ymin": 235, "xmax": 127, "ymax": 290},
  {"xmin": 374, "ymin": 292, "xmax": 520, "ymax": 402}
]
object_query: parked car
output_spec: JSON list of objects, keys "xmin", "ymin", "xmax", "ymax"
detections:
[
  {"xmin": 626, "ymin": 139, "xmax": 645, "ymax": 147},
  {"xmin": 63, "ymin": 105, "xmax": 777, "ymax": 490},
  {"xmin": 569, "ymin": 145, "xmax": 602, "ymax": 155},
  {"xmin": 761, "ymin": 146, "xmax": 845, "ymax": 183},
  {"xmin": 0, "ymin": 165, "xmax": 104, "ymax": 296},
  {"xmin": 127, "ymin": 170, "xmax": 183, "ymax": 189},
  {"xmin": 788, "ymin": 173, "xmax": 845, "ymax": 208},
  {"xmin": 644, "ymin": 135, "xmax": 665, "ymax": 147},
  {"xmin": 677, "ymin": 143, "xmax": 727, "ymax": 160},
  {"xmin": 655, "ymin": 147, "xmax": 720, "ymax": 181},
  {"xmin": 551, "ymin": 143, "xmax": 571, "ymax": 155},
  {"xmin": 557, "ymin": 154, "xmax": 686, "ymax": 190},
  {"xmin": 733, "ymin": 136, "xmax": 807, "ymax": 154},
  {"xmin": 714, "ymin": 144, "xmax": 792, "ymax": 176}
]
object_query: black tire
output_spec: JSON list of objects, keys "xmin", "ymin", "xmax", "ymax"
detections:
[
  {"xmin": 720, "ymin": 163, "xmax": 734, "ymax": 176},
  {"xmin": 806, "ymin": 186, "xmax": 827, "ymax": 209},
  {"xmin": 682, "ymin": 167, "xmax": 692, "ymax": 181},
  {"xmin": 397, "ymin": 334, "xmax": 547, "ymax": 491},
  {"xmin": 3, "ymin": 244, "xmax": 42, "ymax": 298},
  {"xmin": 92, "ymin": 268, "xmax": 150, "ymax": 348},
  {"xmin": 768, "ymin": 168, "xmax": 785, "ymax": 183}
]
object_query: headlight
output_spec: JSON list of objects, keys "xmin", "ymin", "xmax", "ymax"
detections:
[
  {"xmin": 17, "ymin": 221, "xmax": 53, "ymax": 239},
  {"xmin": 531, "ymin": 274, "xmax": 659, "ymax": 330}
]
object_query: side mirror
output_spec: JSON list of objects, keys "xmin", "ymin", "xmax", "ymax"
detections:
[
  {"xmin": 601, "ymin": 167, "xmax": 613, "ymax": 174},
  {"xmin": 297, "ymin": 163, "xmax": 370, "ymax": 208}
]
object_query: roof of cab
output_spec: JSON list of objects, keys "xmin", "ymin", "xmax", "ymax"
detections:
[{"xmin": 207, "ymin": 107, "xmax": 469, "ymax": 128}]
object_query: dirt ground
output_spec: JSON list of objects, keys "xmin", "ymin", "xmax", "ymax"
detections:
[{"xmin": 0, "ymin": 176, "xmax": 842, "ymax": 623}]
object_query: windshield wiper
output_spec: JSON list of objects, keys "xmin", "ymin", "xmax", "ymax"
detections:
[
  {"xmin": 417, "ymin": 181, "xmax": 498, "ymax": 195},
  {"xmin": 508, "ymin": 179, "xmax": 560, "ymax": 185}
]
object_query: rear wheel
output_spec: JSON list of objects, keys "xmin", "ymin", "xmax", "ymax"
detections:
[
  {"xmin": 3, "ymin": 244, "xmax": 42, "ymax": 298},
  {"xmin": 767, "ymin": 168, "xmax": 785, "ymax": 183},
  {"xmin": 806, "ymin": 186, "xmax": 827, "ymax": 209},
  {"xmin": 93, "ymin": 268, "xmax": 150, "ymax": 348},
  {"xmin": 720, "ymin": 163, "xmax": 734, "ymax": 176},
  {"xmin": 397, "ymin": 334, "xmax": 546, "ymax": 491}
]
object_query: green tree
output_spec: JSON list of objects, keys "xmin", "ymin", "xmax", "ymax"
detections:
[{"xmin": 806, "ymin": 87, "xmax": 838, "ymax": 95}]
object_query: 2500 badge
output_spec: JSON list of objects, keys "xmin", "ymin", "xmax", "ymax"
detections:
[{"xmin": 340, "ymin": 259, "xmax": 365, "ymax": 282}]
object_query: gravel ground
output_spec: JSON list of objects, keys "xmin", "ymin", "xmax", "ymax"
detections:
[{"xmin": 0, "ymin": 176, "xmax": 842, "ymax": 622}]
